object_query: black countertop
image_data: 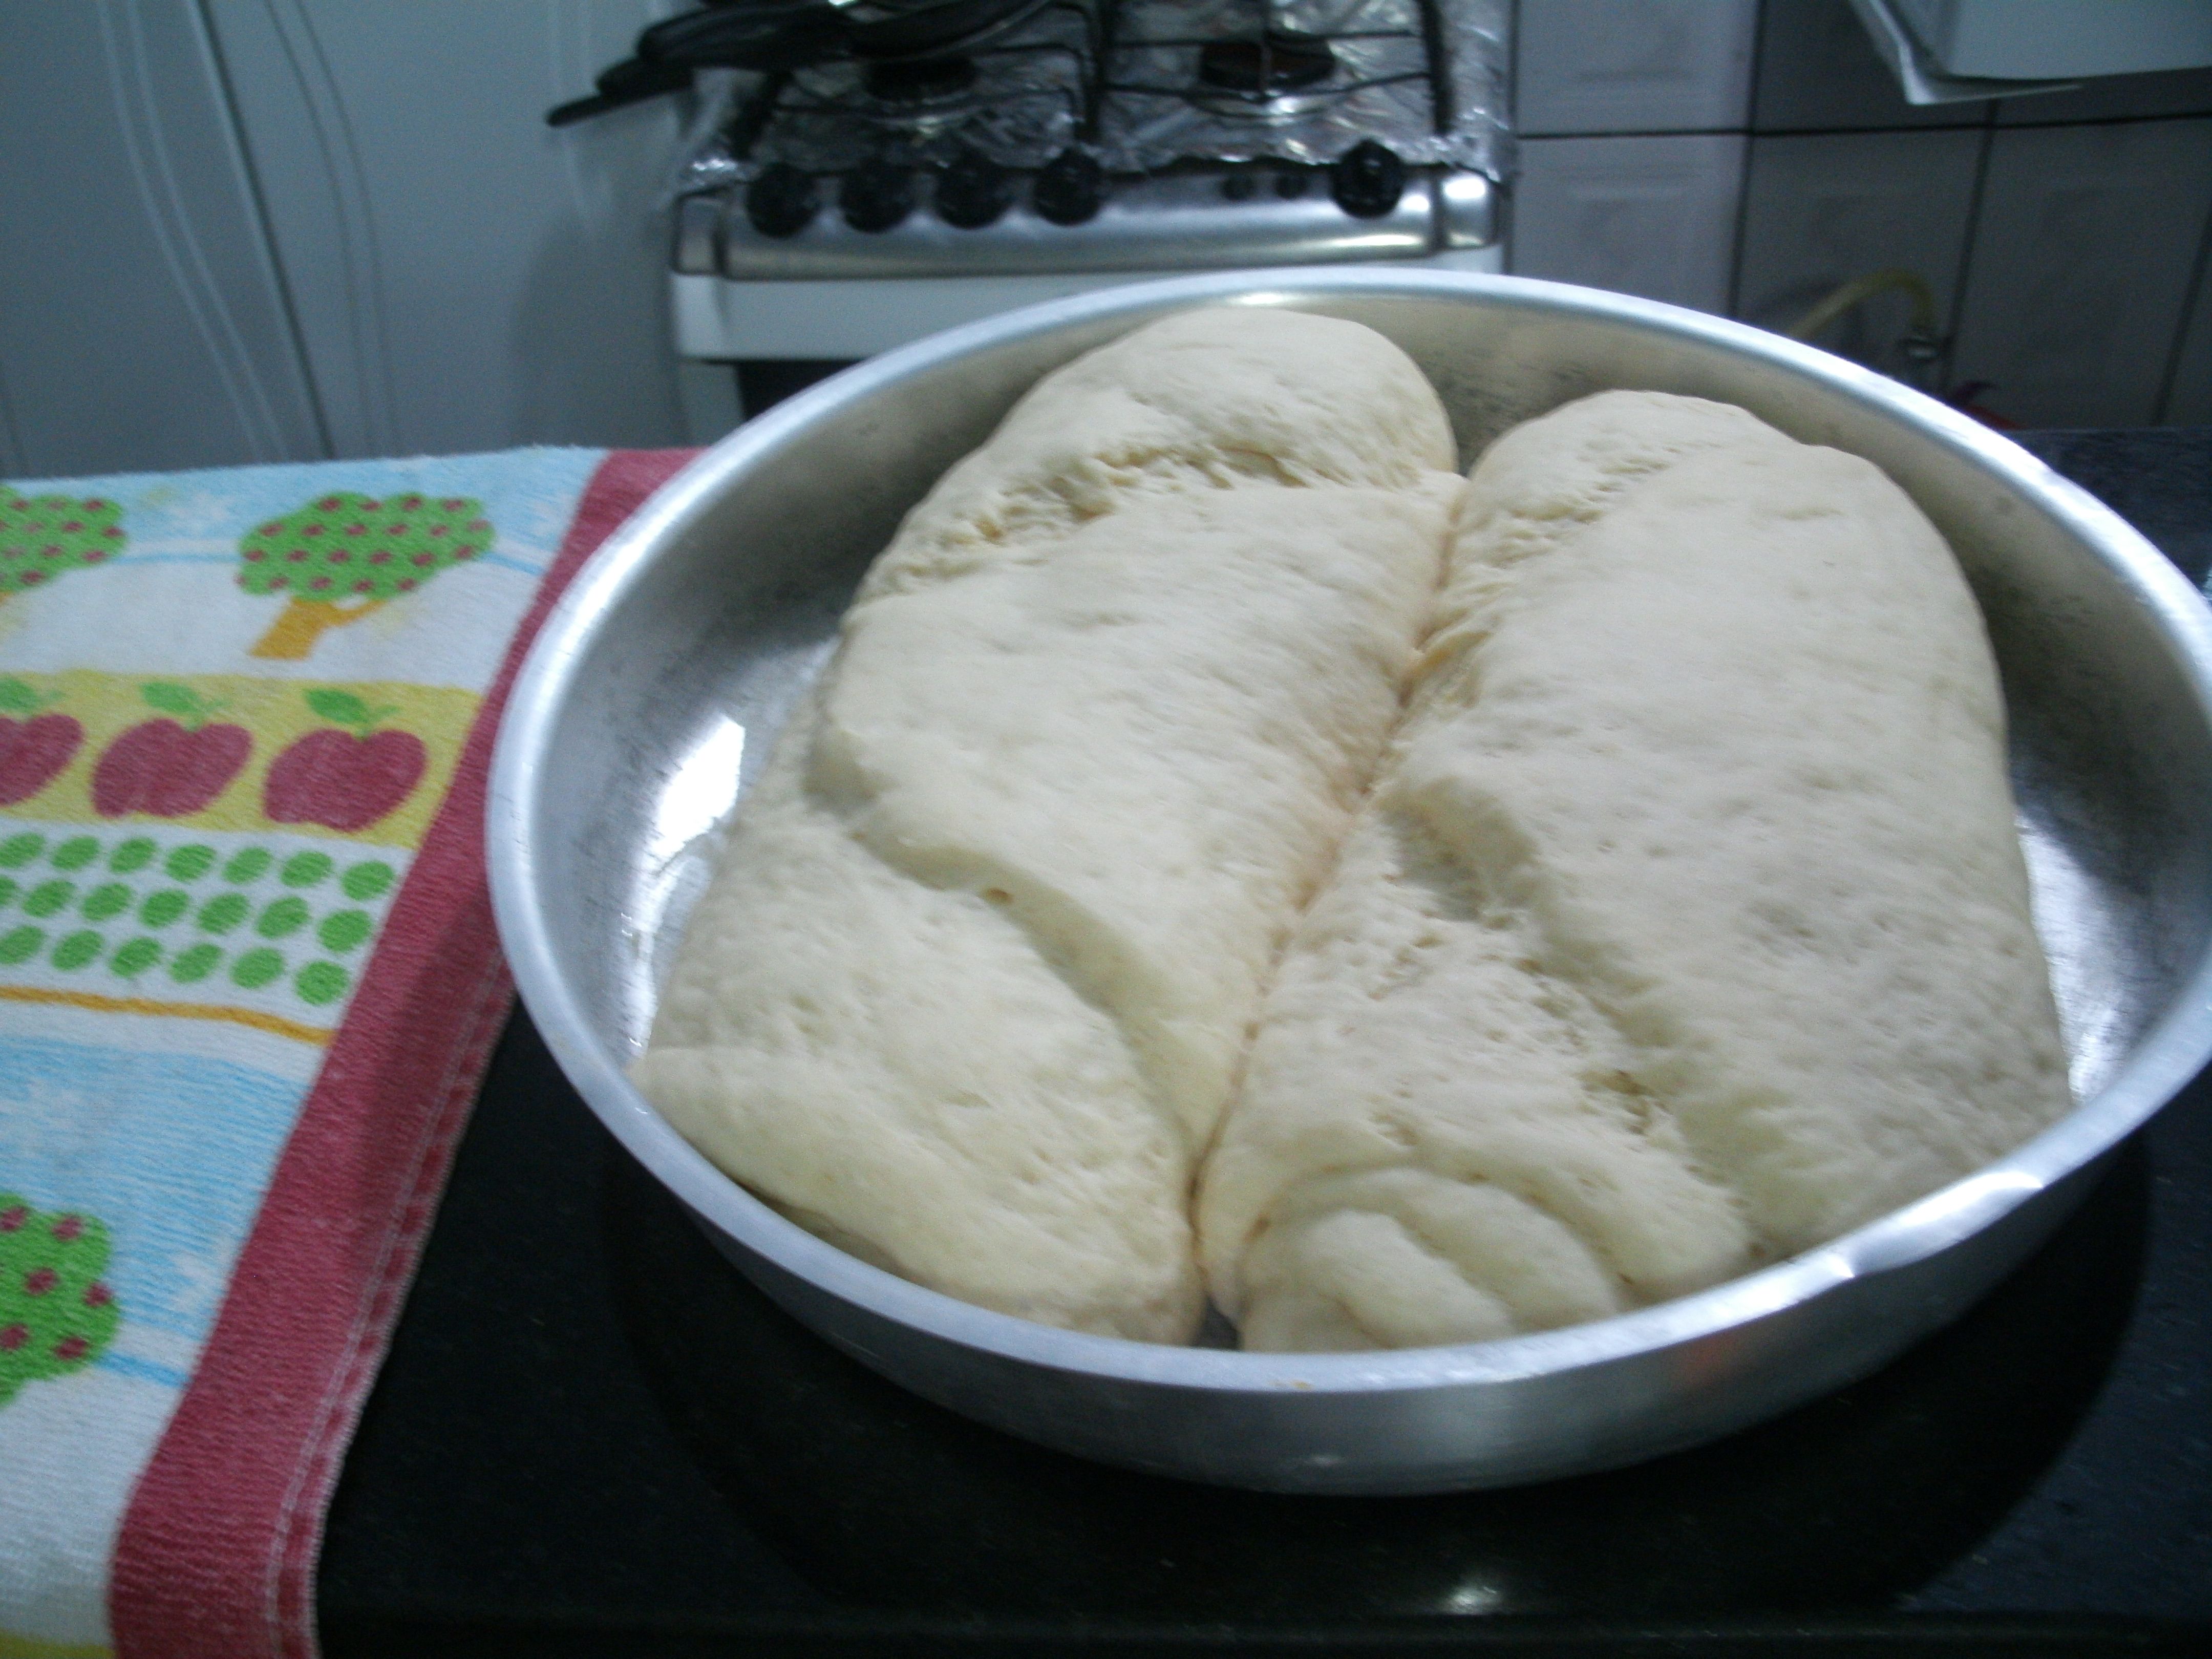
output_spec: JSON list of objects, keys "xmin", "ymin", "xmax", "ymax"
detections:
[{"xmin": 317, "ymin": 428, "xmax": 2212, "ymax": 1657}]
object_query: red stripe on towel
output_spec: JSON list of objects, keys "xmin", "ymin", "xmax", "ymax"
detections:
[{"xmin": 109, "ymin": 449, "xmax": 700, "ymax": 1659}]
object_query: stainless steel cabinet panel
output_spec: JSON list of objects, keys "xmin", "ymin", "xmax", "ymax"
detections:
[
  {"xmin": 206, "ymin": 0, "xmax": 689, "ymax": 459},
  {"xmin": 1950, "ymin": 118, "xmax": 2212, "ymax": 427},
  {"xmin": 1734, "ymin": 127, "xmax": 1982, "ymax": 380},
  {"xmin": 0, "ymin": 2, "xmax": 326, "ymax": 476},
  {"xmin": 1508, "ymin": 134, "xmax": 1747, "ymax": 313},
  {"xmin": 1515, "ymin": 0, "xmax": 1759, "ymax": 135},
  {"xmin": 2164, "ymin": 235, "xmax": 2212, "ymax": 425},
  {"xmin": 1994, "ymin": 65, "xmax": 2212, "ymax": 124},
  {"xmin": 1891, "ymin": 0, "xmax": 2212, "ymax": 83},
  {"xmin": 1753, "ymin": 0, "xmax": 1990, "ymax": 131}
]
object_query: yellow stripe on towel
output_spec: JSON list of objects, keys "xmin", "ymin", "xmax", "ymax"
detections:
[{"xmin": 0, "ymin": 985, "xmax": 331, "ymax": 1046}]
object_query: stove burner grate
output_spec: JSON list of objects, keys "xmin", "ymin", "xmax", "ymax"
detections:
[
  {"xmin": 683, "ymin": 0, "xmax": 1506, "ymax": 180},
  {"xmin": 1196, "ymin": 29, "xmax": 1337, "ymax": 97},
  {"xmin": 1091, "ymin": 0, "xmax": 1496, "ymax": 169},
  {"xmin": 863, "ymin": 54, "xmax": 982, "ymax": 103},
  {"xmin": 672, "ymin": 0, "xmax": 1509, "ymax": 268},
  {"xmin": 721, "ymin": 0, "xmax": 1100, "ymax": 177}
]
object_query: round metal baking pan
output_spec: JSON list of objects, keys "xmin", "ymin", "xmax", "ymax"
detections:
[{"xmin": 487, "ymin": 270, "xmax": 2212, "ymax": 1494}]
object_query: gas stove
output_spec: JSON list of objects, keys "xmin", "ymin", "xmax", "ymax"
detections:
[{"xmin": 667, "ymin": 0, "xmax": 1506, "ymax": 289}]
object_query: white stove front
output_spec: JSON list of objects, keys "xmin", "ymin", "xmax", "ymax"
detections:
[{"xmin": 672, "ymin": 240, "xmax": 1502, "ymax": 361}]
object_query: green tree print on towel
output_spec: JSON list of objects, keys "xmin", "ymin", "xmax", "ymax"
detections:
[
  {"xmin": 0, "ymin": 486, "xmax": 126, "ymax": 600},
  {"xmin": 241, "ymin": 491, "xmax": 492, "ymax": 659},
  {"xmin": 0, "ymin": 1196, "xmax": 119, "ymax": 1406}
]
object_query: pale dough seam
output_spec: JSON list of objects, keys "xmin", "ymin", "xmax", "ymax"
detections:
[{"xmin": 1184, "ymin": 490, "xmax": 1466, "ymax": 1186}]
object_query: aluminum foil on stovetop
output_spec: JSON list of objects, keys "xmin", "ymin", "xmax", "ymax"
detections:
[
  {"xmin": 676, "ymin": 1, "xmax": 1095, "ymax": 188},
  {"xmin": 1097, "ymin": 0, "xmax": 1508, "ymax": 174},
  {"xmin": 672, "ymin": 0, "xmax": 1509, "ymax": 190}
]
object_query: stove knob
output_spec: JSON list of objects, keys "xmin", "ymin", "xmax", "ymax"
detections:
[
  {"xmin": 937, "ymin": 148, "xmax": 1011, "ymax": 230},
  {"xmin": 842, "ymin": 160, "xmax": 916, "ymax": 233},
  {"xmin": 1033, "ymin": 148, "xmax": 1105, "ymax": 226},
  {"xmin": 1330, "ymin": 140, "xmax": 1406, "ymax": 219},
  {"xmin": 745, "ymin": 164, "xmax": 819, "ymax": 239}
]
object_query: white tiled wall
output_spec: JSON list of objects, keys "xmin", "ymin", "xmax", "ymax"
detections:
[
  {"xmin": 1510, "ymin": 135, "xmax": 1747, "ymax": 313},
  {"xmin": 1748, "ymin": 0, "xmax": 1988, "ymax": 130},
  {"xmin": 1992, "ymin": 64, "xmax": 2212, "ymax": 124},
  {"xmin": 1734, "ymin": 128, "xmax": 1982, "ymax": 378},
  {"xmin": 1510, "ymin": 0, "xmax": 2212, "ymax": 427},
  {"xmin": 1514, "ymin": 0, "xmax": 1758, "ymax": 135},
  {"xmin": 1950, "ymin": 118, "xmax": 2212, "ymax": 427}
]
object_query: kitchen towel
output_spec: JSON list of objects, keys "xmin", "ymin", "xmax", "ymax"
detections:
[{"xmin": 0, "ymin": 445, "xmax": 696, "ymax": 1659}]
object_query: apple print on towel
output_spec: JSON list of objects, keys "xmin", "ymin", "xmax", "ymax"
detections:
[
  {"xmin": 0, "ymin": 678, "xmax": 82, "ymax": 806},
  {"xmin": 0, "ymin": 485, "xmax": 125, "ymax": 601},
  {"xmin": 0, "ymin": 1196, "xmax": 118, "ymax": 1407},
  {"xmin": 241, "ymin": 491, "xmax": 492, "ymax": 659},
  {"xmin": 265, "ymin": 688, "xmax": 427, "ymax": 832},
  {"xmin": 93, "ymin": 683, "xmax": 251, "ymax": 818}
]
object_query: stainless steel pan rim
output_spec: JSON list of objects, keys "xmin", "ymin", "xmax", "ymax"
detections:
[{"xmin": 488, "ymin": 269, "xmax": 2212, "ymax": 1419}]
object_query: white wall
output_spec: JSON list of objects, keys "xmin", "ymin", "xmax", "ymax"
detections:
[
  {"xmin": 0, "ymin": 0, "xmax": 696, "ymax": 478},
  {"xmin": 205, "ymin": 0, "xmax": 693, "ymax": 459},
  {"xmin": 0, "ymin": 2, "xmax": 324, "ymax": 476}
]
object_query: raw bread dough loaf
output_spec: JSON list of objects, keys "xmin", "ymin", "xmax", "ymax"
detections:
[
  {"xmin": 1198, "ymin": 390, "xmax": 2074, "ymax": 1352},
  {"xmin": 634, "ymin": 308, "xmax": 1464, "ymax": 1343}
]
